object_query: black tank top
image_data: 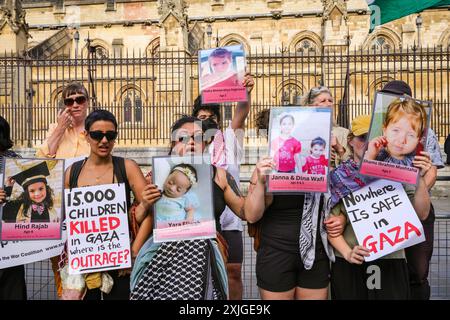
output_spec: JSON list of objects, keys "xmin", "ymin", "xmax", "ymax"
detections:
[
  {"xmin": 69, "ymin": 156, "xmax": 132, "ymax": 209},
  {"xmin": 261, "ymin": 194, "xmax": 325, "ymax": 254},
  {"xmin": 212, "ymin": 166, "xmax": 226, "ymax": 233}
]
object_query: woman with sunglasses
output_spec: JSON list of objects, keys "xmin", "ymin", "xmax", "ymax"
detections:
[
  {"xmin": 59, "ymin": 109, "xmax": 153, "ymax": 300},
  {"xmin": 129, "ymin": 115, "xmax": 245, "ymax": 300},
  {"xmin": 37, "ymin": 82, "xmax": 90, "ymax": 159},
  {"xmin": 301, "ymin": 86, "xmax": 351, "ymax": 168},
  {"xmin": 36, "ymin": 82, "xmax": 92, "ymax": 298}
]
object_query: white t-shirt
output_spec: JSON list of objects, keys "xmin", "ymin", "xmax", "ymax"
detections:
[{"xmin": 208, "ymin": 124, "xmax": 244, "ymax": 231}]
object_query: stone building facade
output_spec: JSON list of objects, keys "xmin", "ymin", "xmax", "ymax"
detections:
[{"xmin": 0, "ymin": 0, "xmax": 449, "ymax": 146}]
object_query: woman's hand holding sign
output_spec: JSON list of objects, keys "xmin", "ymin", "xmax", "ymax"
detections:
[
  {"xmin": 345, "ymin": 245, "xmax": 371, "ymax": 265},
  {"xmin": 256, "ymin": 157, "xmax": 275, "ymax": 184},
  {"xmin": 412, "ymin": 151, "xmax": 432, "ymax": 177},
  {"xmin": 242, "ymin": 72, "xmax": 254, "ymax": 93},
  {"xmin": 135, "ymin": 184, "xmax": 162, "ymax": 224}
]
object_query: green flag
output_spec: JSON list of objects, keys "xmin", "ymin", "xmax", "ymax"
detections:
[{"xmin": 369, "ymin": 0, "xmax": 450, "ymax": 31}]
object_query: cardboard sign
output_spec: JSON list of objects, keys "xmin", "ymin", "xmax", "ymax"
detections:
[
  {"xmin": 152, "ymin": 156, "xmax": 216, "ymax": 243},
  {"xmin": 198, "ymin": 45, "xmax": 247, "ymax": 104},
  {"xmin": 360, "ymin": 92, "xmax": 431, "ymax": 185},
  {"xmin": 0, "ymin": 158, "xmax": 65, "ymax": 241},
  {"xmin": 0, "ymin": 220, "xmax": 66, "ymax": 269},
  {"xmin": 267, "ymin": 107, "xmax": 332, "ymax": 193},
  {"xmin": 343, "ymin": 180, "xmax": 425, "ymax": 261},
  {"xmin": 66, "ymin": 183, "xmax": 131, "ymax": 275}
]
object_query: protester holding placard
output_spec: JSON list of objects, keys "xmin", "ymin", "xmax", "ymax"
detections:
[
  {"xmin": 0, "ymin": 116, "xmax": 26, "ymax": 300},
  {"xmin": 59, "ymin": 110, "xmax": 151, "ymax": 300},
  {"xmin": 328, "ymin": 115, "xmax": 432, "ymax": 299},
  {"xmin": 36, "ymin": 82, "xmax": 92, "ymax": 298},
  {"xmin": 130, "ymin": 115, "xmax": 245, "ymax": 300},
  {"xmin": 244, "ymin": 109, "xmax": 344, "ymax": 300},
  {"xmin": 301, "ymin": 86, "xmax": 351, "ymax": 168},
  {"xmin": 364, "ymin": 97, "xmax": 427, "ymax": 167},
  {"xmin": 192, "ymin": 73, "xmax": 253, "ymax": 300},
  {"xmin": 379, "ymin": 80, "xmax": 444, "ymax": 300}
]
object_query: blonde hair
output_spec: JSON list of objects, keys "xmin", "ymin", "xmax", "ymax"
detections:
[{"xmin": 384, "ymin": 98, "xmax": 427, "ymax": 137}]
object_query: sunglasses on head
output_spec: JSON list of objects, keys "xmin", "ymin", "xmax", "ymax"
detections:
[
  {"xmin": 64, "ymin": 96, "xmax": 87, "ymax": 106},
  {"xmin": 88, "ymin": 130, "xmax": 118, "ymax": 141}
]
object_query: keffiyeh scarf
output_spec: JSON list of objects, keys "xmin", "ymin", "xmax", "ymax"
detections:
[
  {"xmin": 130, "ymin": 239, "xmax": 226, "ymax": 300},
  {"xmin": 329, "ymin": 159, "xmax": 377, "ymax": 208}
]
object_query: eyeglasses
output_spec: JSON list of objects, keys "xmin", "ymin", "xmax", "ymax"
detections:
[
  {"xmin": 88, "ymin": 131, "xmax": 118, "ymax": 141},
  {"xmin": 176, "ymin": 133, "xmax": 203, "ymax": 143},
  {"xmin": 64, "ymin": 96, "xmax": 87, "ymax": 106}
]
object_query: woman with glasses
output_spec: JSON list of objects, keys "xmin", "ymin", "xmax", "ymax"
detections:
[
  {"xmin": 37, "ymin": 82, "xmax": 91, "ymax": 159},
  {"xmin": 36, "ymin": 82, "xmax": 92, "ymax": 298},
  {"xmin": 301, "ymin": 86, "xmax": 351, "ymax": 168},
  {"xmin": 59, "ymin": 109, "xmax": 152, "ymax": 300},
  {"xmin": 129, "ymin": 115, "xmax": 245, "ymax": 300}
]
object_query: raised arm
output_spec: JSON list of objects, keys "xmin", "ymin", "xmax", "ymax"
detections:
[
  {"xmin": 231, "ymin": 73, "xmax": 254, "ymax": 130},
  {"xmin": 37, "ymin": 110, "xmax": 73, "ymax": 158}
]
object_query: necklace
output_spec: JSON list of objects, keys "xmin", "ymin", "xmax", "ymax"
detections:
[{"xmin": 92, "ymin": 164, "xmax": 113, "ymax": 183}]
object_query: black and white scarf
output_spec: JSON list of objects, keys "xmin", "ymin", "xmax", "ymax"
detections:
[
  {"xmin": 130, "ymin": 239, "xmax": 226, "ymax": 300},
  {"xmin": 299, "ymin": 193, "xmax": 335, "ymax": 269}
]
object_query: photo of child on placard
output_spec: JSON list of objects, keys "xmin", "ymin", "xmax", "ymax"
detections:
[
  {"xmin": 198, "ymin": 45, "xmax": 247, "ymax": 104},
  {"xmin": 302, "ymin": 137, "xmax": 329, "ymax": 175},
  {"xmin": 268, "ymin": 107, "xmax": 332, "ymax": 193},
  {"xmin": 360, "ymin": 92, "xmax": 431, "ymax": 185},
  {"xmin": 0, "ymin": 158, "xmax": 64, "ymax": 241},
  {"xmin": 156, "ymin": 163, "xmax": 200, "ymax": 224},
  {"xmin": 270, "ymin": 112, "xmax": 302, "ymax": 173},
  {"xmin": 152, "ymin": 156, "xmax": 216, "ymax": 243}
]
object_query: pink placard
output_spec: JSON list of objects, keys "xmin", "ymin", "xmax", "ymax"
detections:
[
  {"xmin": 1, "ymin": 223, "xmax": 61, "ymax": 240},
  {"xmin": 267, "ymin": 173, "xmax": 328, "ymax": 193},
  {"xmin": 202, "ymin": 87, "xmax": 247, "ymax": 104},
  {"xmin": 360, "ymin": 159, "xmax": 419, "ymax": 185},
  {"xmin": 154, "ymin": 220, "xmax": 216, "ymax": 242}
]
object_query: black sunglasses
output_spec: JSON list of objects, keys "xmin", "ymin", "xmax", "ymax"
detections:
[
  {"xmin": 176, "ymin": 133, "xmax": 203, "ymax": 143},
  {"xmin": 64, "ymin": 96, "xmax": 87, "ymax": 106},
  {"xmin": 88, "ymin": 130, "xmax": 118, "ymax": 141}
]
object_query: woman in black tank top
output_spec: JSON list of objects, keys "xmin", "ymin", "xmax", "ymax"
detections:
[
  {"xmin": 130, "ymin": 116, "xmax": 245, "ymax": 300},
  {"xmin": 60, "ymin": 110, "xmax": 151, "ymax": 300},
  {"xmin": 245, "ymin": 108, "xmax": 346, "ymax": 301}
]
